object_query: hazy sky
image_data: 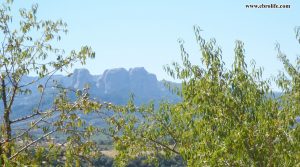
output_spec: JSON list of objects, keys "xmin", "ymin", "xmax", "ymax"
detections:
[{"xmin": 12, "ymin": 0, "xmax": 300, "ymax": 81}]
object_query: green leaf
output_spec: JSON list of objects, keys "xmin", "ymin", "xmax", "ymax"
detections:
[{"xmin": 37, "ymin": 84, "xmax": 44, "ymax": 93}]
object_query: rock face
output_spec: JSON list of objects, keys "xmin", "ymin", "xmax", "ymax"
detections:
[
  {"xmin": 68, "ymin": 67, "xmax": 180, "ymax": 104},
  {"xmin": 97, "ymin": 68, "xmax": 131, "ymax": 103},
  {"xmin": 72, "ymin": 68, "xmax": 95, "ymax": 89},
  {"xmin": 101, "ymin": 68, "xmax": 130, "ymax": 95},
  {"xmin": 129, "ymin": 67, "xmax": 160, "ymax": 102}
]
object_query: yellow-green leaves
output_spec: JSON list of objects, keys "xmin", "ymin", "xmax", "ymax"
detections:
[
  {"xmin": 0, "ymin": 1, "xmax": 99, "ymax": 166},
  {"xmin": 37, "ymin": 84, "xmax": 43, "ymax": 93},
  {"xmin": 109, "ymin": 26, "xmax": 300, "ymax": 166}
]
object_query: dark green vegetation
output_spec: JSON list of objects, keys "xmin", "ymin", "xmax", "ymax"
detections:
[{"xmin": 1, "ymin": 0, "xmax": 300, "ymax": 166}]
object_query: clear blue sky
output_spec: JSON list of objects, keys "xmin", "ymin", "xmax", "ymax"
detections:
[{"xmin": 12, "ymin": 0, "xmax": 300, "ymax": 82}]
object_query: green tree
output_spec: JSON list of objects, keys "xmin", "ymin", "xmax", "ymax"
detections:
[
  {"xmin": 108, "ymin": 26, "xmax": 300, "ymax": 166},
  {"xmin": 0, "ymin": 1, "xmax": 102, "ymax": 166}
]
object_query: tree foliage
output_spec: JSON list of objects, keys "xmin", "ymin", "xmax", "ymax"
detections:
[
  {"xmin": 1, "ymin": 0, "xmax": 299, "ymax": 166},
  {"xmin": 0, "ymin": 1, "xmax": 103, "ymax": 166},
  {"xmin": 108, "ymin": 26, "xmax": 300, "ymax": 166}
]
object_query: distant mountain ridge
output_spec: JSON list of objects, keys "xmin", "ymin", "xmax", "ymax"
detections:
[
  {"xmin": 8, "ymin": 67, "xmax": 180, "ymax": 120},
  {"xmin": 70, "ymin": 67, "xmax": 180, "ymax": 104},
  {"xmin": 2, "ymin": 67, "xmax": 288, "ymax": 127}
]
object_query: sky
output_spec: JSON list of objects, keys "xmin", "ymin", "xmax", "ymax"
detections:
[{"xmin": 10, "ymin": 0, "xmax": 300, "ymax": 82}]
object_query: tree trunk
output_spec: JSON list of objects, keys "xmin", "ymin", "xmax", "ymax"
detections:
[{"xmin": 2, "ymin": 78, "xmax": 11, "ymax": 158}]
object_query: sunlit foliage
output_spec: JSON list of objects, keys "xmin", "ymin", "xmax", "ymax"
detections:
[{"xmin": 108, "ymin": 26, "xmax": 300, "ymax": 166}]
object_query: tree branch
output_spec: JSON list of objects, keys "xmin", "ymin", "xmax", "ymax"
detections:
[
  {"xmin": 9, "ymin": 129, "xmax": 58, "ymax": 160},
  {"xmin": 141, "ymin": 134, "xmax": 180, "ymax": 155}
]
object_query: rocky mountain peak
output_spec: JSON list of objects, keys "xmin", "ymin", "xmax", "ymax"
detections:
[{"xmin": 72, "ymin": 68, "xmax": 94, "ymax": 89}]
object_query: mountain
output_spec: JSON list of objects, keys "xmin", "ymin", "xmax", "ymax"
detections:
[
  {"xmin": 71, "ymin": 67, "xmax": 180, "ymax": 104},
  {"xmin": 2, "ymin": 68, "xmax": 291, "ymax": 129},
  {"xmin": 6, "ymin": 67, "xmax": 181, "ymax": 120}
]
